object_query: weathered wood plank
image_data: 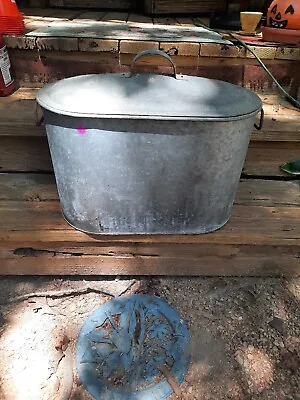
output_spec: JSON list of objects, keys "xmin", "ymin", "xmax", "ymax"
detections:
[
  {"xmin": 0, "ymin": 194, "xmax": 299, "ymax": 275},
  {"xmin": 2, "ymin": 89, "xmax": 298, "ymax": 118},
  {"xmin": 0, "ymin": 137, "xmax": 52, "ymax": 172},
  {"xmin": 2, "ymin": 122, "xmax": 299, "ymax": 142},
  {"xmin": 28, "ymin": 0, "xmax": 47, "ymax": 7},
  {"xmin": 243, "ymin": 142, "xmax": 300, "ymax": 177},
  {"xmin": 0, "ymin": 89, "xmax": 299, "ymax": 141},
  {"xmin": 49, "ymin": 0, "xmax": 134, "ymax": 8},
  {"xmin": 175, "ymin": 17, "xmax": 195, "ymax": 26},
  {"xmin": 101, "ymin": 12, "xmax": 129, "ymax": 23},
  {"xmin": 0, "ymin": 174, "xmax": 58, "ymax": 201},
  {"xmin": 236, "ymin": 180, "xmax": 300, "ymax": 206},
  {"xmin": 251, "ymin": 131, "xmax": 300, "ymax": 142},
  {"xmin": 153, "ymin": 17, "xmax": 180, "ymax": 25},
  {"xmin": 47, "ymin": 9, "xmax": 81, "ymax": 20},
  {"xmin": 0, "ymin": 125, "xmax": 45, "ymax": 136},
  {"xmin": 0, "ymin": 245, "xmax": 299, "ymax": 276},
  {"xmin": 0, "ymin": 201, "xmax": 300, "ymax": 246},
  {"xmin": 0, "ymin": 174, "xmax": 299, "ymax": 207},
  {"xmin": 0, "ymin": 89, "xmax": 41, "ymax": 133},
  {"xmin": 1, "ymin": 135, "xmax": 298, "ymax": 177},
  {"xmin": 21, "ymin": 8, "xmax": 66, "ymax": 17},
  {"xmin": 22, "ymin": 7, "xmax": 75, "ymax": 31},
  {"xmin": 127, "ymin": 13, "xmax": 153, "ymax": 24},
  {"xmin": 144, "ymin": 0, "xmax": 226, "ymax": 14},
  {"xmin": 73, "ymin": 11, "xmax": 107, "ymax": 22}
]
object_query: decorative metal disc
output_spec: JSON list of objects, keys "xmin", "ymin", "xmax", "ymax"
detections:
[{"xmin": 76, "ymin": 294, "xmax": 191, "ymax": 400}]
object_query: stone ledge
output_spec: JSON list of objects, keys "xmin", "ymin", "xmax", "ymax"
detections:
[{"xmin": 4, "ymin": 34, "xmax": 300, "ymax": 61}]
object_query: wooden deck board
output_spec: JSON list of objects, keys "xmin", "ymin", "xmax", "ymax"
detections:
[
  {"xmin": 127, "ymin": 13, "xmax": 153, "ymax": 24},
  {"xmin": 73, "ymin": 11, "xmax": 107, "ymax": 22},
  {"xmin": 1, "ymin": 136, "xmax": 299, "ymax": 177},
  {"xmin": 0, "ymin": 180, "xmax": 299, "ymax": 275},
  {"xmin": 101, "ymin": 12, "xmax": 129, "ymax": 23},
  {"xmin": 1, "ymin": 199, "xmax": 300, "ymax": 244},
  {"xmin": 1, "ymin": 248, "xmax": 299, "ymax": 276},
  {"xmin": 1, "ymin": 174, "xmax": 299, "ymax": 206},
  {"xmin": 0, "ymin": 90, "xmax": 299, "ymax": 177},
  {"xmin": 0, "ymin": 89, "xmax": 299, "ymax": 140}
]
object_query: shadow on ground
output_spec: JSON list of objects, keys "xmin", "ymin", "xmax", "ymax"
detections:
[{"xmin": 0, "ymin": 276, "xmax": 299, "ymax": 399}]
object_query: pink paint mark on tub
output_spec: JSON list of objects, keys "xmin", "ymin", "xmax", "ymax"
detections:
[{"xmin": 77, "ymin": 126, "xmax": 87, "ymax": 135}]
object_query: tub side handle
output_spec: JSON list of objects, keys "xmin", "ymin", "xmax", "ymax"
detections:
[
  {"xmin": 130, "ymin": 49, "xmax": 177, "ymax": 79},
  {"xmin": 254, "ymin": 108, "xmax": 264, "ymax": 131}
]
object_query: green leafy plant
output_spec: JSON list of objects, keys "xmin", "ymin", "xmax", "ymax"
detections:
[{"xmin": 281, "ymin": 159, "xmax": 300, "ymax": 175}]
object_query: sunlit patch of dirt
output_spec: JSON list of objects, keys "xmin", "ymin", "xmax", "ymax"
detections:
[{"xmin": 235, "ymin": 346, "xmax": 274, "ymax": 394}]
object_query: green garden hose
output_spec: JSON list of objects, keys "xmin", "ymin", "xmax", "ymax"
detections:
[{"xmin": 194, "ymin": 21, "xmax": 300, "ymax": 108}]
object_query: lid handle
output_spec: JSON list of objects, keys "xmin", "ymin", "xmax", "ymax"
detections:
[{"xmin": 130, "ymin": 49, "xmax": 177, "ymax": 79}]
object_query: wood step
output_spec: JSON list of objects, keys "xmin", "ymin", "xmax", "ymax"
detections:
[
  {"xmin": 0, "ymin": 174, "xmax": 299, "ymax": 276},
  {"xmin": 1, "ymin": 90, "xmax": 299, "ymax": 140},
  {"xmin": 2, "ymin": 136, "xmax": 300, "ymax": 177},
  {"xmin": 0, "ymin": 90, "xmax": 299, "ymax": 177}
]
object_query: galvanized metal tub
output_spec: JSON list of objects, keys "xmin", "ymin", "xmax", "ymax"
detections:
[{"xmin": 37, "ymin": 50, "xmax": 263, "ymax": 235}]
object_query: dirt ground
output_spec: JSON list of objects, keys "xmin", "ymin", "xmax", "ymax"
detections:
[{"xmin": 0, "ymin": 276, "xmax": 299, "ymax": 400}]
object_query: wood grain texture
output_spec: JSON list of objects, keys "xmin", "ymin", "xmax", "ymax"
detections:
[
  {"xmin": 0, "ymin": 200, "xmax": 300, "ymax": 245},
  {"xmin": 1, "ymin": 136, "xmax": 298, "ymax": 177},
  {"xmin": 101, "ymin": 12, "xmax": 129, "ymax": 22},
  {"xmin": 152, "ymin": 17, "xmax": 180, "ymax": 25},
  {"xmin": 0, "ymin": 90, "xmax": 299, "ymax": 174},
  {"xmin": 74, "ymin": 11, "xmax": 107, "ymax": 21},
  {"xmin": 0, "ymin": 137, "xmax": 52, "ymax": 172},
  {"xmin": 0, "ymin": 173, "xmax": 58, "ymax": 201},
  {"xmin": 243, "ymin": 142, "xmax": 300, "ymax": 177},
  {"xmin": 144, "ymin": 0, "xmax": 227, "ymax": 14},
  {"xmin": 1, "ymin": 174, "xmax": 299, "ymax": 206},
  {"xmin": 0, "ymin": 189, "xmax": 299, "ymax": 276},
  {"xmin": 0, "ymin": 90, "xmax": 299, "ymax": 140},
  {"xmin": 175, "ymin": 17, "xmax": 195, "ymax": 26},
  {"xmin": 1, "ymin": 246, "xmax": 299, "ymax": 276},
  {"xmin": 49, "ymin": 0, "xmax": 135, "ymax": 9},
  {"xmin": 127, "ymin": 13, "xmax": 153, "ymax": 24}
]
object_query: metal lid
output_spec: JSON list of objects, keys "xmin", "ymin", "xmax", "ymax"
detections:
[{"xmin": 37, "ymin": 52, "xmax": 262, "ymax": 121}]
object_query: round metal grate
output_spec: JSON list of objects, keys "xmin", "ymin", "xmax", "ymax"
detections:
[{"xmin": 76, "ymin": 294, "xmax": 191, "ymax": 400}]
